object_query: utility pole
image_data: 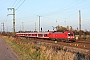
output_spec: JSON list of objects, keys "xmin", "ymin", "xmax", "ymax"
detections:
[
  {"xmin": 7, "ymin": 26, "xmax": 8, "ymax": 32},
  {"xmin": 39, "ymin": 16, "xmax": 40, "ymax": 32},
  {"xmin": 7, "ymin": 8, "xmax": 15, "ymax": 33},
  {"xmin": 35, "ymin": 22, "xmax": 36, "ymax": 31},
  {"xmin": 79, "ymin": 10, "xmax": 81, "ymax": 39},
  {"xmin": 1, "ymin": 23, "xmax": 4, "ymax": 32},
  {"xmin": 19, "ymin": 26, "xmax": 21, "ymax": 32},
  {"xmin": 22, "ymin": 22, "xmax": 24, "ymax": 32}
]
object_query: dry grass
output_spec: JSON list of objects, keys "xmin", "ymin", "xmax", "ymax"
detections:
[
  {"xmin": 2, "ymin": 36, "xmax": 85, "ymax": 60},
  {"xmin": 2, "ymin": 36, "xmax": 47, "ymax": 60}
]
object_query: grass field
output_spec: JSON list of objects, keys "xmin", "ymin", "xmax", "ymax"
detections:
[
  {"xmin": 2, "ymin": 36, "xmax": 84, "ymax": 60},
  {"xmin": 2, "ymin": 36, "xmax": 47, "ymax": 60}
]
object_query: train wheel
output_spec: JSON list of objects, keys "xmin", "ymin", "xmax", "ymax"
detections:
[
  {"xmin": 61, "ymin": 39, "xmax": 66, "ymax": 42},
  {"xmin": 65, "ymin": 39, "xmax": 70, "ymax": 43}
]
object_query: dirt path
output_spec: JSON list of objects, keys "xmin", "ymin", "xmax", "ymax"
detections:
[{"xmin": 0, "ymin": 37, "xmax": 20, "ymax": 60}]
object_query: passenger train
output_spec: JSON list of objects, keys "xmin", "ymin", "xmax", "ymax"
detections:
[{"xmin": 16, "ymin": 31, "xmax": 75, "ymax": 42}]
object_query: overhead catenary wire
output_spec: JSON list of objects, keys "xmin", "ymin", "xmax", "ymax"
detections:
[
  {"xmin": 11, "ymin": 0, "xmax": 18, "ymax": 7},
  {"xmin": 41, "ymin": 0, "xmax": 79, "ymax": 16},
  {"xmin": 40, "ymin": 0, "xmax": 88, "ymax": 23},
  {"xmin": 13, "ymin": 0, "xmax": 88, "ymax": 18},
  {"xmin": 16, "ymin": 0, "xmax": 26, "ymax": 10},
  {"xmin": 12, "ymin": 0, "xmax": 89, "ymax": 22},
  {"xmin": 14, "ymin": 0, "xmax": 22, "ymax": 8},
  {"xmin": 41, "ymin": 0, "xmax": 86, "ymax": 16}
]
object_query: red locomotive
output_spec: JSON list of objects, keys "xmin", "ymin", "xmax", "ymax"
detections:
[{"xmin": 16, "ymin": 31, "xmax": 75, "ymax": 42}]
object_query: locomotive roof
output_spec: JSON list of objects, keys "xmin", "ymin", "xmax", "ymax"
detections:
[
  {"xmin": 51, "ymin": 32, "xmax": 63, "ymax": 34},
  {"xmin": 38, "ymin": 32, "xmax": 49, "ymax": 34}
]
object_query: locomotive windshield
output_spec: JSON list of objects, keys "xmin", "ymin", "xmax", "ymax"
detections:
[{"xmin": 68, "ymin": 34, "xmax": 73, "ymax": 36}]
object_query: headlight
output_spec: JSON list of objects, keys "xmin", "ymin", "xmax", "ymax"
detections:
[{"xmin": 68, "ymin": 37, "xmax": 70, "ymax": 38}]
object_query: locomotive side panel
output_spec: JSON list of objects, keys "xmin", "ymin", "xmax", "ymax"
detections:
[{"xmin": 48, "ymin": 32, "xmax": 67, "ymax": 41}]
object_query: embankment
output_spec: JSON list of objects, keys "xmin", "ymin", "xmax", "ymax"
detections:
[{"xmin": 2, "ymin": 36, "xmax": 90, "ymax": 60}]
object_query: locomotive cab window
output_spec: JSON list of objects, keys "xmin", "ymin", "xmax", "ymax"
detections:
[{"xmin": 68, "ymin": 34, "xmax": 73, "ymax": 36}]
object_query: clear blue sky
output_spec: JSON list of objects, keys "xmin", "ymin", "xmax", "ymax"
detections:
[{"xmin": 0, "ymin": 0, "xmax": 90, "ymax": 32}]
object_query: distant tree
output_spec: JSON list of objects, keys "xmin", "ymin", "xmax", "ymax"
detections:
[
  {"xmin": 67, "ymin": 26, "xmax": 69, "ymax": 30},
  {"xmin": 73, "ymin": 30, "xmax": 79, "ymax": 35},
  {"xmin": 70, "ymin": 26, "xmax": 73, "ymax": 31},
  {"xmin": 56, "ymin": 25, "xmax": 67, "ymax": 32}
]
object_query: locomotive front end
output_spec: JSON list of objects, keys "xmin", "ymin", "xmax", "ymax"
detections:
[
  {"xmin": 64, "ymin": 31, "xmax": 76, "ymax": 42},
  {"xmin": 67, "ymin": 32, "xmax": 75, "ymax": 42}
]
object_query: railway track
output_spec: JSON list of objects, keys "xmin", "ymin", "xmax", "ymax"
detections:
[
  {"xmin": 20, "ymin": 37, "xmax": 90, "ymax": 50},
  {"xmin": 28, "ymin": 38, "xmax": 90, "ymax": 50},
  {"xmin": 76, "ymin": 40, "xmax": 90, "ymax": 44}
]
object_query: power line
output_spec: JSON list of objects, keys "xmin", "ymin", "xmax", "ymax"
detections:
[
  {"xmin": 14, "ymin": 0, "xmax": 22, "ymax": 8},
  {"xmin": 64, "ymin": 11, "xmax": 77, "ymax": 19},
  {"xmin": 42, "ymin": 11, "xmax": 77, "ymax": 21},
  {"xmin": 12, "ymin": 0, "xmax": 18, "ymax": 7},
  {"xmin": 41, "ymin": 0, "xmax": 79, "ymax": 16},
  {"xmin": 41, "ymin": 0, "xmax": 86, "ymax": 16},
  {"xmin": 16, "ymin": 0, "xmax": 26, "ymax": 10}
]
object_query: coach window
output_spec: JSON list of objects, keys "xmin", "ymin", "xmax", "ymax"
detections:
[
  {"xmin": 44, "ymin": 34, "xmax": 47, "ymax": 36},
  {"xmin": 38, "ymin": 34, "xmax": 43, "ymax": 36}
]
